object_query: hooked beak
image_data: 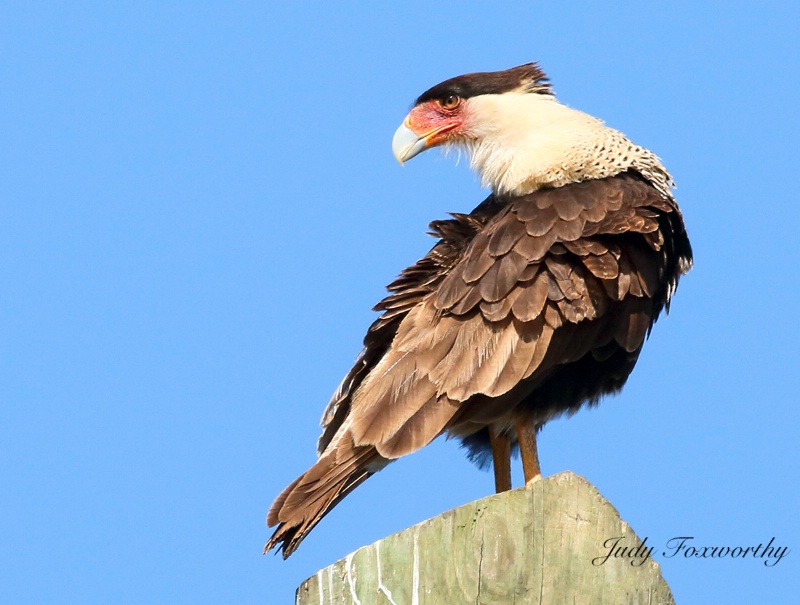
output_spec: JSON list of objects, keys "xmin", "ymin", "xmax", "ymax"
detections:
[
  {"xmin": 391, "ymin": 121, "xmax": 428, "ymax": 165},
  {"xmin": 392, "ymin": 115, "xmax": 458, "ymax": 165}
]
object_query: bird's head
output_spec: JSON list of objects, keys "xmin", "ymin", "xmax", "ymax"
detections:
[
  {"xmin": 392, "ymin": 63, "xmax": 669, "ymax": 198},
  {"xmin": 392, "ymin": 63, "xmax": 552, "ymax": 164}
]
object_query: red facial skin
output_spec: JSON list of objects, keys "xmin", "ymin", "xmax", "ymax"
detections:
[{"xmin": 405, "ymin": 98, "xmax": 467, "ymax": 148}]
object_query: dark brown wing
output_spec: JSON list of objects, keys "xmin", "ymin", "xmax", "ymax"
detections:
[
  {"xmin": 348, "ymin": 171, "xmax": 691, "ymax": 458},
  {"xmin": 267, "ymin": 207, "xmax": 490, "ymax": 557},
  {"xmin": 315, "ymin": 210, "xmax": 487, "ymax": 455},
  {"xmin": 266, "ymin": 170, "xmax": 692, "ymax": 556}
]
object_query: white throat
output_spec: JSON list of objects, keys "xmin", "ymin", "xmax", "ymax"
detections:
[{"xmin": 456, "ymin": 92, "xmax": 673, "ymax": 198}]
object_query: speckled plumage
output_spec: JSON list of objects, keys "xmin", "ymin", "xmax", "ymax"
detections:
[{"xmin": 460, "ymin": 88, "xmax": 675, "ymax": 200}]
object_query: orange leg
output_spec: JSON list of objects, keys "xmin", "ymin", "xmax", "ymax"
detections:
[
  {"xmin": 489, "ymin": 429, "xmax": 512, "ymax": 493},
  {"xmin": 515, "ymin": 419, "xmax": 542, "ymax": 484}
]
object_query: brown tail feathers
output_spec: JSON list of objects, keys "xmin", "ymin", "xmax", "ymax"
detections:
[{"xmin": 264, "ymin": 434, "xmax": 382, "ymax": 558}]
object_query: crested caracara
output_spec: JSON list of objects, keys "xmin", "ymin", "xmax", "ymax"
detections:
[{"xmin": 265, "ymin": 63, "xmax": 692, "ymax": 557}]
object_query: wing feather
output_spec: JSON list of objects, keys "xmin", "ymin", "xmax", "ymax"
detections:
[{"xmin": 350, "ymin": 173, "xmax": 683, "ymax": 451}]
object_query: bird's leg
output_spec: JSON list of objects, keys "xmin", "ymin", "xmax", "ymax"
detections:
[
  {"xmin": 515, "ymin": 419, "xmax": 542, "ymax": 485},
  {"xmin": 489, "ymin": 429, "xmax": 512, "ymax": 493}
]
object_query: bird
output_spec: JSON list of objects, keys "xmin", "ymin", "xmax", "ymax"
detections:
[{"xmin": 265, "ymin": 63, "xmax": 692, "ymax": 558}]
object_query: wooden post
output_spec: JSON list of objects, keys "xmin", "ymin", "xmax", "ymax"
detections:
[{"xmin": 295, "ymin": 471, "xmax": 674, "ymax": 605}]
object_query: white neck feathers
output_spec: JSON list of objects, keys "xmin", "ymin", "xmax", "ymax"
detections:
[{"xmin": 456, "ymin": 92, "xmax": 673, "ymax": 198}]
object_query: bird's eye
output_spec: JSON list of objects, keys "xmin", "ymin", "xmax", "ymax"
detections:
[{"xmin": 440, "ymin": 94, "xmax": 461, "ymax": 110}]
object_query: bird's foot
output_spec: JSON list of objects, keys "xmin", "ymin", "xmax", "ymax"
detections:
[{"xmin": 524, "ymin": 473, "xmax": 542, "ymax": 487}]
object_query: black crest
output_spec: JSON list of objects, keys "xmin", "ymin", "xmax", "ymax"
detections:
[{"xmin": 415, "ymin": 63, "xmax": 552, "ymax": 105}]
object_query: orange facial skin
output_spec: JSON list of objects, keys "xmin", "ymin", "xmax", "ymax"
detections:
[
  {"xmin": 404, "ymin": 97, "xmax": 466, "ymax": 148},
  {"xmin": 392, "ymin": 96, "xmax": 469, "ymax": 164}
]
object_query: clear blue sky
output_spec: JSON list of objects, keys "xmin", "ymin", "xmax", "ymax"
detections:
[{"xmin": 2, "ymin": 2, "xmax": 798, "ymax": 603}]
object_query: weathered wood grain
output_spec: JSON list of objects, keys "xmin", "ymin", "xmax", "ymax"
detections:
[{"xmin": 295, "ymin": 471, "xmax": 674, "ymax": 605}]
